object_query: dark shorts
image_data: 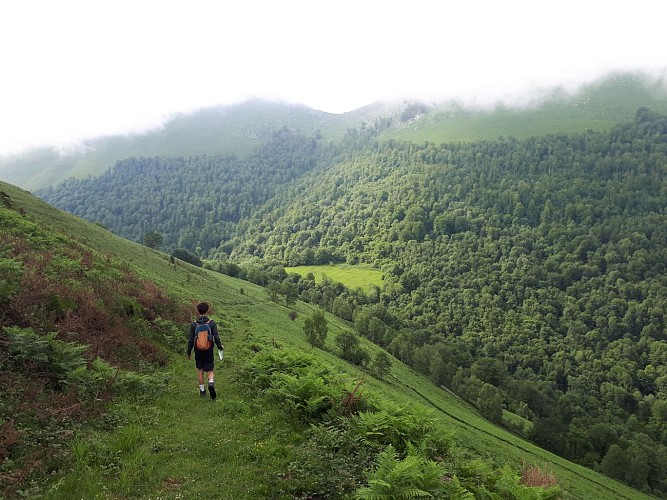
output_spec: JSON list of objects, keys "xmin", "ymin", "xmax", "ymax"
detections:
[{"xmin": 194, "ymin": 348, "xmax": 215, "ymax": 372}]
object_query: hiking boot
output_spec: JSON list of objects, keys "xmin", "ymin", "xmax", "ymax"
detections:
[
  {"xmin": 208, "ymin": 382, "xmax": 217, "ymax": 400},
  {"xmin": 199, "ymin": 388, "xmax": 206, "ymax": 397}
]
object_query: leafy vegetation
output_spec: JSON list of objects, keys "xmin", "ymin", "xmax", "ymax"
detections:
[{"xmin": 237, "ymin": 344, "xmax": 561, "ymax": 500}]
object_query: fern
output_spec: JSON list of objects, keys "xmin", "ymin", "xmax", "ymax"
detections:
[
  {"xmin": 267, "ymin": 371, "xmax": 336, "ymax": 423},
  {"xmin": 0, "ymin": 257, "xmax": 23, "ymax": 305},
  {"xmin": 354, "ymin": 445, "xmax": 446, "ymax": 499},
  {"xmin": 352, "ymin": 402, "xmax": 443, "ymax": 455},
  {"xmin": 4, "ymin": 327, "xmax": 87, "ymax": 387},
  {"xmin": 81, "ymin": 357, "xmax": 161, "ymax": 399}
]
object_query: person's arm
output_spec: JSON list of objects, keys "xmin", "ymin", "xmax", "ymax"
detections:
[
  {"xmin": 186, "ymin": 322, "xmax": 195, "ymax": 356},
  {"xmin": 211, "ymin": 320, "xmax": 223, "ymax": 350}
]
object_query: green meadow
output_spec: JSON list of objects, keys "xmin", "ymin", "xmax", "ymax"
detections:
[
  {"xmin": 1, "ymin": 181, "xmax": 648, "ymax": 499},
  {"xmin": 285, "ymin": 264, "xmax": 384, "ymax": 291}
]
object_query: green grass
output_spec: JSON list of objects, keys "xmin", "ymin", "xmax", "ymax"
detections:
[
  {"xmin": 43, "ymin": 354, "xmax": 300, "ymax": 499},
  {"xmin": 1, "ymin": 180, "xmax": 650, "ymax": 499},
  {"xmin": 285, "ymin": 264, "xmax": 384, "ymax": 291}
]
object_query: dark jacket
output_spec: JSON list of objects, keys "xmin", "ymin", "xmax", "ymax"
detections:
[{"xmin": 187, "ymin": 315, "xmax": 222, "ymax": 356}]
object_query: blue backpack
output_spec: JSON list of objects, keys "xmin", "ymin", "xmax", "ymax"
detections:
[{"xmin": 194, "ymin": 320, "xmax": 213, "ymax": 351}]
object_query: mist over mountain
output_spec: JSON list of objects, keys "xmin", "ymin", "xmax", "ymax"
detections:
[{"xmin": 3, "ymin": 72, "xmax": 667, "ymax": 191}]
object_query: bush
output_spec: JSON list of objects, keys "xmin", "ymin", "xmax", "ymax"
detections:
[
  {"xmin": 355, "ymin": 445, "xmax": 446, "ymax": 499},
  {"xmin": 239, "ymin": 347, "xmax": 320, "ymax": 390},
  {"xmin": 171, "ymin": 248, "xmax": 202, "ymax": 267},
  {"xmin": 71, "ymin": 357, "xmax": 165, "ymax": 400},
  {"xmin": 268, "ymin": 372, "xmax": 338, "ymax": 423},
  {"xmin": 284, "ymin": 420, "xmax": 376, "ymax": 498},
  {"xmin": 352, "ymin": 402, "xmax": 452, "ymax": 457},
  {"xmin": 3, "ymin": 327, "xmax": 87, "ymax": 389}
]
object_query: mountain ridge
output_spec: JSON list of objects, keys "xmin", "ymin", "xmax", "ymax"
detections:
[{"xmin": 2, "ymin": 71, "xmax": 667, "ymax": 190}]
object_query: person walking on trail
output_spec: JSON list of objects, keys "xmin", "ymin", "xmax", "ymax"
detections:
[{"xmin": 187, "ymin": 302, "xmax": 224, "ymax": 400}]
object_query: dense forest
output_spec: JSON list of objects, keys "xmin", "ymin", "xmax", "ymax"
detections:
[{"xmin": 38, "ymin": 109, "xmax": 667, "ymax": 495}]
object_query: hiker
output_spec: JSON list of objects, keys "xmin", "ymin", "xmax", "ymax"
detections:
[{"xmin": 187, "ymin": 302, "xmax": 224, "ymax": 400}]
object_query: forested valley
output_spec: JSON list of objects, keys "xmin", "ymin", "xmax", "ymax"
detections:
[{"xmin": 38, "ymin": 108, "xmax": 667, "ymax": 495}]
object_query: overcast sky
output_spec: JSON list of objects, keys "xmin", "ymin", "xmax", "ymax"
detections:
[{"xmin": 1, "ymin": 0, "xmax": 666, "ymax": 154}]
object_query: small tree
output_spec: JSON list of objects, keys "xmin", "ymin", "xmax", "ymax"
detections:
[
  {"xmin": 477, "ymin": 383, "xmax": 504, "ymax": 423},
  {"xmin": 372, "ymin": 352, "xmax": 393, "ymax": 380},
  {"xmin": 335, "ymin": 331, "xmax": 370, "ymax": 366},
  {"xmin": 267, "ymin": 281, "xmax": 282, "ymax": 302},
  {"xmin": 335, "ymin": 331, "xmax": 359, "ymax": 356},
  {"xmin": 282, "ymin": 281, "xmax": 299, "ymax": 307},
  {"xmin": 304, "ymin": 309, "xmax": 328, "ymax": 348},
  {"xmin": 143, "ymin": 231, "xmax": 164, "ymax": 249}
]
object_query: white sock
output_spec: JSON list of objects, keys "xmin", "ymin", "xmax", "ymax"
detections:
[
  {"xmin": 208, "ymin": 379, "xmax": 214, "ymax": 385},
  {"xmin": 199, "ymin": 384, "xmax": 205, "ymax": 392}
]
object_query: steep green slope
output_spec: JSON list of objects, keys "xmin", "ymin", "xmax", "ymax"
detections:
[
  {"xmin": 0, "ymin": 184, "xmax": 656, "ymax": 498},
  {"xmin": 227, "ymin": 111, "xmax": 667, "ymax": 494},
  {"xmin": 1, "ymin": 182, "xmax": 651, "ymax": 499}
]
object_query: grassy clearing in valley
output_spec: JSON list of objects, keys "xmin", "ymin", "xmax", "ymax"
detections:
[{"xmin": 285, "ymin": 264, "xmax": 384, "ymax": 291}]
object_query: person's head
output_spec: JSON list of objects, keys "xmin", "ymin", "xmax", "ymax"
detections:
[{"xmin": 197, "ymin": 302, "xmax": 209, "ymax": 315}]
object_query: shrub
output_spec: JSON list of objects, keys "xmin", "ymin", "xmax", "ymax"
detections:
[
  {"xmin": 240, "ymin": 348, "xmax": 320, "ymax": 390},
  {"xmin": 283, "ymin": 420, "xmax": 376, "ymax": 498},
  {"xmin": 171, "ymin": 248, "xmax": 203, "ymax": 267},
  {"xmin": 268, "ymin": 372, "xmax": 338, "ymax": 423},
  {"xmin": 72, "ymin": 357, "xmax": 165, "ymax": 400},
  {"xmin": 521, "ymin": 462, "xmax": 558, "ymax": 488},
  {"xmin": 3, "ymin": 327, "xmax": 87, "ymax": 389},
  {"xmin": 354, "ymin": 445, "xmax": 446, "ymax": 499},
  {"xmin": 352, "ymin": 402, "xmax": 449, "ymax": 456}
]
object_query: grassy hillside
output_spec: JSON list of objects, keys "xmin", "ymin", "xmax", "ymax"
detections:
[{"xmin": 1, "ymin": 182, "xmax": 650, "ymax": 499}]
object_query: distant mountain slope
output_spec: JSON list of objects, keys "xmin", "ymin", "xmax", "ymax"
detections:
[
  {"xmin": 0, "ymin": 100, "xmax": 333, "ymax": 190},
  {"xmin": 2, "ymin": 72, "xmax": 667, "ymax": 190},
  {"xmin": 380, "ymin": 72, "xmax": 667, "ymax": 143}
]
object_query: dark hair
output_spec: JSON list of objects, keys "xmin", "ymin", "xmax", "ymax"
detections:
[{"xmin": 197, "ymin": 302, "xmax": 209, "ymax": 315}]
